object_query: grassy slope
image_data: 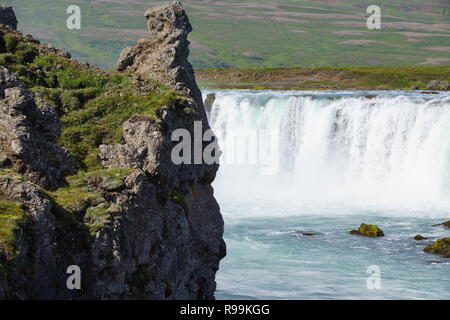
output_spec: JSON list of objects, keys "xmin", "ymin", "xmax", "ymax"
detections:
[
  {"xmin": 2, "ymin": 0, "xmax": 450, "ymax": 69},
  {"xmin": 196, "ymin": 66, "xmax": 450, "ymax": 90},
  {"xmin": 0, "ymin": 27, "xmax": 184, "ymax": 247}
]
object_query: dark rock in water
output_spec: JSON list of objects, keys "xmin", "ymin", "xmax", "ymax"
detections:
[
  {"xmin": 414, "ymin": 235, "xmax": 428, "ymax": 241},
  {"xmin": 349, "ymin": 223, "xmax": 384, "ymax": 237},
  {"xmin": 420, "ymin": 91, "xmax": 439, "ymax": 94},
  {"xmin": 426, "ymin": 80, "xmax": 450, "ymax": 91},
  {"xmin": 432, "ymin": 220, "xmax": 450, "ymax": 228},
  {"xmin": 423, "ymin": 238, "xmax": 450, "ymax": 258},
  {"xmin": 0, "ymin": 6, "xmax": 17, "ymax": 30},
  {"xmin": 290, "ymin": 230, "xmax": 317, "ymax": 237}
]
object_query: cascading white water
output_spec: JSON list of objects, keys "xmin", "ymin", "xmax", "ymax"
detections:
[{"xmin": 205, "ymin": 91, "xmax": 450, "ymax": 212}]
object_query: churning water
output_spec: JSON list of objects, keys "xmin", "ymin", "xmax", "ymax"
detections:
[{"xmin": 204, "ymin": 90, "xmax": 450, "ymax": 300}]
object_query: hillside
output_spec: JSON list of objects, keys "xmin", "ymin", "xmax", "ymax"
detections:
[
  {"xmin": 196, "ymin": 66, "xmax": 450, "ymax": 90},
  {"xmin": 3, "ymin": 0, "xmax": 450, "ymax": 68}
]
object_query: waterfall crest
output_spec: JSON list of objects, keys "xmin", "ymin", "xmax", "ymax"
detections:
[{"xmin": 205, "ymin": 91, "xmax": 450, "ymax": 212}]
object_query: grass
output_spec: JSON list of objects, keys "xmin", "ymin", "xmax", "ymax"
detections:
[
  {"xmin": 196, "ymin": 66, "xmax": 450, "ymax": 90},
  {"xmin": 2, "ymin": 0, "xmax": 450, "ymax": 68},
  {"xmin": 0, "ymin": 26, "xmax": 182, "ymax": 239},
  {"xmin": 0, "ymin": 191, "xmax": 26, "ymax": 258},
  {"xmin": 47, "ymin": 168, "xmax": 132, "ymax": 234},
  {"xmin": 0, "ymin": 27, "xmax": 183, "ymax": 170}
]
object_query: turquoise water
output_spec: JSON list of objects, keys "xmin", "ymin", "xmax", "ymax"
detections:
[
  {"xmin": 215, "ymin": 204, "xmax": 450, "ymax": 299},
  {"xmin": 205, "ymin": 90, "xmax": 450, "ymax": 300}
]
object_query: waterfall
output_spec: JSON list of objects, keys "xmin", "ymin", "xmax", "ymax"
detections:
[{"xmin": 204, "ymin": 91, "xmax": 450, "ymax": 212}]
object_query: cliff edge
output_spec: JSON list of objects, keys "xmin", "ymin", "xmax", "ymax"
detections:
[{"xmin": 0, "ymin": 2, "xmax": 225, "ymax": 300}]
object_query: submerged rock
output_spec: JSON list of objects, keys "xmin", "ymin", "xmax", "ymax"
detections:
[
  {"xmin": 414, "ymin": 235, "xmax": 428, "ymax": 241},
  {"xmin": 349, "ymin": 224, "xmax": 384, "ymax": 237},
  {"xmin": 423, "ymin": 238, "xmax": 450, "ymax": 258},
  {"xmin": 432, "ymin": 220, "xmax": 450, "ymax": 228}
]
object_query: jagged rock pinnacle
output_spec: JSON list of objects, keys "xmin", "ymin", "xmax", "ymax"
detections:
[
  {"xmin": 116, "ymin": 2, "xmax": 204, "ymax": 112},
  {"xmin": 0, "ymin": 6, "xmax": 17, "ymax": 30}
]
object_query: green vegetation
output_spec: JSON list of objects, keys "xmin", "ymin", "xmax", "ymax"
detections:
[
  {"xmin": 0, "ymin": 28, "xmax": 181, "ymax": 170},
  {"xmin": 0, "ymin": 191, "xmax": 26, "ymax": 258},
  {"xmin": 0, "ymin": 28, "xmax": 183, "ymax": 236},
  {"xmin": 197, "ymin": 66, "xmax": 450, "ymax": 90},
  {"xmin": 47, "ymin": 168, "xmax": 132, "ymax": 234},
  {"xmin": 3, "ymin": 0, "xmax": 450, "ymax": 68}
]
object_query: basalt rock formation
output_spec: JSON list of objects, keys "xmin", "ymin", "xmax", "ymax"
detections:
[
  {"xmin": 0, "ymin": 68, "xmax": 75, "ymax": 190},
  {"xmin": 0, "ymin": 6, "xmax": 17, "ymax": 30},
  {"xmin": 0, "ymin": 2, "xmax": 225, "ymax": 300}
]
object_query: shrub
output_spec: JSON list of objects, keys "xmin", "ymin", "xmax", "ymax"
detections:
[{"xmin": 4, "ymin": 34, "xmax": 18, "ymax": 52}]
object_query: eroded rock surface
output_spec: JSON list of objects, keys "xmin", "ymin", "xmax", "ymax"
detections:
[
  {"xmin": 0, "ymin": 2, "xmax": 225, "ymax": 300},
  {"xmin": 0, "ymin": 6, "xmax": 17, "ymax": 30},
  {"xmin": 0, "ymin": 68, "xmax": 74, "ymax": 189}
]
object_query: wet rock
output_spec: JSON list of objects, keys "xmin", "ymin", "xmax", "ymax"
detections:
[
  {"xmin": 414, "ymin": 235, "xmax": 428, "ymax": 241},
  {"xmin": 349, "ymin": 223, "xmax": 384, "ymax": 237},
  {"xmin": 423, "ymin": 238, "xmax": 450, "ymax": 258},
  {"xmin": 432, "ymin": 220, "xmax": 450, "ymax": 228}
]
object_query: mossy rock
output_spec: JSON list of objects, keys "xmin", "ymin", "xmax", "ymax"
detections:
[
  {"xmin": 0, "ymin": 191, "xmax": 26, "ymax": 258},
  {"xmin": 423, "ymin": 238, "xmax": 450, "ymax": 258},
  {"xmin": 349, "ymin": 223, "xmax": 384, "ymax": 237},
  {"xmin": 414, "ymin": 235, "xmax": 428, "ymax": 241}
]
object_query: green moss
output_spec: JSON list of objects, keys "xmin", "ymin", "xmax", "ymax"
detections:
[
  {"xmin": 0, "ymin": 53, "xmax": 14, "ymax": 66},
  {"xmin": 0, "ymin": 28, "xmax": 184, "ymax": 171},
  {"xmin": 84, "ymin": 203, "xmax": 112, "ymax": 234},
  {"xmin": 0, "ymin": 191, "xmax": 26, "ymax": 258},
  {"xmin": 350, "ymin": 223, "xmax": 384, "ymax": 237},
  {"xmin": 3, "ymin": 34, "xmax": 18, "ymax": 52},
  {"xmin": 46, "ymin": 168, "xmax": 130, "ymax": 234},
  {"xmin": 424, "ymin": 238, "xmax": 450, "ymax": 258}
]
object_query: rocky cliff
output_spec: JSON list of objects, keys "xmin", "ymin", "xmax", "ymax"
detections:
[
  {"xmin": 0, "ymin": 2, "xmax": 225, "ymax": 300},
  {"xmin": 0, "ymin": 6, "xmax": 17, "ymax": 30}
]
